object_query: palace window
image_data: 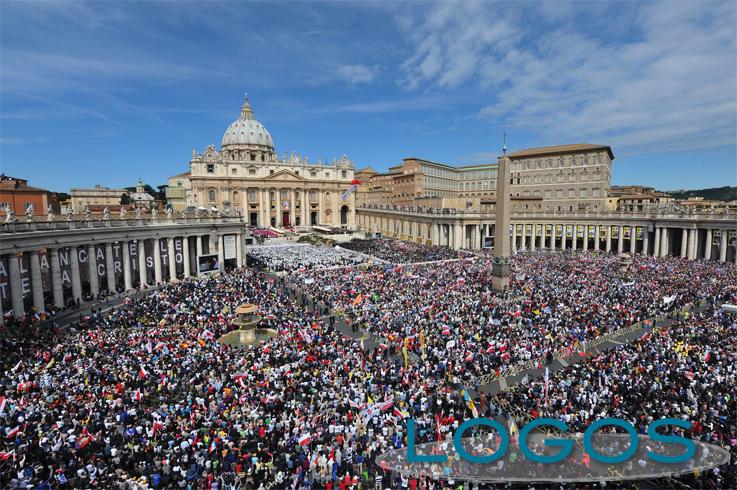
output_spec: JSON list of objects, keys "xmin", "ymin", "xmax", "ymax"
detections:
[
  {"xmin": 207, "ymin": 164, "xmax": 214, "ymax": 173},
  {"xmin": 342, "ymin": 170, "xmax": 347, "ymax": 178},
  {"xmin": 208, "ymin": 190, "xmax": 216, "ymax": 201},
  {"xmin": 232, "ymin": 168, "xmax": 237, "ymax": 174},
  {"xmin": 249, "ymin": 169, "xmax": 256, "ymax": 175}
]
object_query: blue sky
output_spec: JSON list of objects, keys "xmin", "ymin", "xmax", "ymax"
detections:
[{"xmin": 1, "ymin": 1, "xmax": 735, "ymax": 193}]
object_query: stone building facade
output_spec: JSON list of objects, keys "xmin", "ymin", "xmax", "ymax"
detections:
[{"xmin": 170, "ymin": 95, "xmax": 357, "ymax": 229}]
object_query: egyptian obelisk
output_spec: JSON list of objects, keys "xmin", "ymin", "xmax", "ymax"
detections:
[{"xmin": 491, "ymin": 136, "xmax": 511, "ymax": 291}]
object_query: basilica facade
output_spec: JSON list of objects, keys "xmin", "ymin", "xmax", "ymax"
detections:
[{"xmin": 168, "ymin": 95, "xmax": 356, "ymax": 229}]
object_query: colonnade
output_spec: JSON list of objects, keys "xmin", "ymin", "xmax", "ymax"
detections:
[
  {"xmin": 356, "ymin": 212, "xmax": 737, "ymax": 264},
  {"xmin": 1, "ymin": 231, "xmax": 245, "ymax": 320}
]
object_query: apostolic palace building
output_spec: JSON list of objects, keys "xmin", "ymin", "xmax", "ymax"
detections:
[{"xmin": 0, "ymin": 92, "xmax": 736, "ymax": 321}]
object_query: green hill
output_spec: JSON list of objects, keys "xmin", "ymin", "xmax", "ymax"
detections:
[{"xmin": 665, "ymin": 186, "xmax": 737, "ymax": 201}]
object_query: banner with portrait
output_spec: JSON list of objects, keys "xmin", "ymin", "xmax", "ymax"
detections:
[{"xmin": 712, "ymin": 230, "xmax": 721, "ymax": 246}]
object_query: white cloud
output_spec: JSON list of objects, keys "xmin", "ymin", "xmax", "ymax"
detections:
[
  {"xmin": 396, "ymin": 1, "xmax": 737, "ymax": 155},
  {"xmin": 336, "ymin": 64, "xmax": 381, "ymax": 85}
]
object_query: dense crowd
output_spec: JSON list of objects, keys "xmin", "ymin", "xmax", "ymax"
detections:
[
  {"xmin": 339, "ymin": 239, "xmax": 458, "ymax": 264},
  {"xmin": 1, "ymin": 239, "xmax": 735, "ymax": 489},
  {"xmin": 246, "ymin": 244, "xmax": 368, "ymax": 272}
]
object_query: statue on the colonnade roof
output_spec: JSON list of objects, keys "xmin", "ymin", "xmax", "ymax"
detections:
[
  {"xmin": 103, "ymin": 206, "xmax": 111, "ymax": 220},
  {"xmin": 3, "ymin": 204, "xmax": 16, "ymax": 224},
  {"xmin": 120, "ymin": 206, "xmax": 127, "ymax": 220},
  {"xmin": 46, "ymin": 205, "xmax": 55, "ymax": 222},
  {"xmin": 25, "ymin": 203, "xmax": 35, "ymax": 222}
]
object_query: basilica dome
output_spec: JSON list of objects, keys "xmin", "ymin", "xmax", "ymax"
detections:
[{"xmin": 221, "ymin": 95, "xmax": 274, "ymax": 150}]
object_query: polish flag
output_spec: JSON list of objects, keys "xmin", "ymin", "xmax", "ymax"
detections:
[
  {"xmin": 298, "ymin": 433, "xmax": 312, "ymax": 446},
  {"xmin": 0, "ymin": 450, "xmax": 14, "ymax": 461},
  {"xmin": 379, "ymin": 399, "xmax": 394, "ymax": 411},
  {"xmin": 139, "ymin": 365, "xmax": 148, "ymax": 379},
  {"xmin": 134, "ymin": 390, "xmax": 142, "ymax": 402},
  {"xmin": 153, "ymin": 420, "xmax": 164, "ymax": 435},
  {"xmin": 0, "ymin": 396, "xmax": 6, "ymax": 416},
  {"xmin": 6, "ymin": 426, "xmax": 20, "ymax": 439}
]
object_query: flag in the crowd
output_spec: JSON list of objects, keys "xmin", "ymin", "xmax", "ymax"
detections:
[
  {"xmin": 704, "ymin": 351, "xmax": 711, "ymax": 363},
  {"xmin": 684, "ymin": 371, "xmax": 696, "ymax": 381},
  {"xmin": 435, "ymin": 414, "xmax": 442, "ymax": 442},
  {"xmin": 201, "ymin": 329, "xmax": 215, "ymax": 340},
  {"xmin": 139, "ymin": 365, "xmax": 148, "ymax": 379},
  {"xmin": 419, "ymin": 331, "xmax": 425, "ymax": 358},
  {"xmin": 298, "ymin": 433, "xmax": 312, "ymax": 446},
  {"xmin": 393, "ymin": 407, "xmax": 409, "ymax": 419},
  {"xmin": 153, "ymin": 420, "xmax": 164, "ymax": 435},
  {"xmin": 0, "ymin": 397, "xmax": 6, "ymax": 416},
  {"xmin": 0, "ymin": 450, "xmax": 14, "ymax": 461},
  {"xmin": 11, "ymin": 360, "xmax": 22, "ymax": 372},
  {"xmin": 6, "ymin": 426, "xmax": 20, "ymax": 439},
  {"xmin": 508, "ymin": 418, "xmax": 519, "ymax": 441},
  {"xmin": 462, "ymin": 390, "xmax": 479, "ymax": 418},
  {"xmin": 520, "ymin": 374, "xmax": 529, "ymax": 385},
  {"xmin": 662, "ymin": 294, "xmax": 677, "ymax": 305},
  {"xmin": 197, "ymin": 338, "xmax": 206, "ymax": 348},
  {"xmin": 360, "ymin": 337, "xmax": 365, "ymax": 350},
  {"xmin": 209, "ymin": 439, "xmax": 217, "ymax": 453},
  {"xmin": 348, "ymin": 400, "xmax": 362, "ymax": 410},
  {"xmin": 379, "ymin": 399, "xmax": 394, "ymax": 411},
  {"xmin": 45, "ymin": 358, "xmax": 55, "ymax": 370},
  {"xmin": 134, "ymin": 390, "xmax": 142, "ymax": 402},
  {"xmin": 403, "ymin": 346, "xmax": 409, "ymax": 369},
  {"xmin": 352, "ymin": 294, "xmax": 363, "ymax": 305}
]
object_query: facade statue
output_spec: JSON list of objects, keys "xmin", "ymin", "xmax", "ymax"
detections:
[
  {"xmin": 65, "ymin": 207, "xmax": 73, "ymax": 221},
  {"xmin": 151, "ymin": 207, "xmax": 158, "ymax": 220},
  {"xmin": 120, "ymin": 206, "xmax": 127, "ymax": 220},
  {"xmin": 166, "ymin": 207, "xmax": 173, "ymax": 219},
  {"xmin": 135, "ymin": 207, "xmax": 142, "ymax": 220},
  {"xmin": 46, "ymin": 205, "xmax": 55, "ymax": 222},
  {"xmin": 84, "ymin": 204, "xmax": 92, "ymax": 221},
  {"xmin": 102, "ymin": 206, "xmax": 111, "ymax": 220}
]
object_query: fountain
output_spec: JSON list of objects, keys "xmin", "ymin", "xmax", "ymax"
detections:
[{"xmin": 219, "ymin": 303, "xmax": 277, "ymax": 347}]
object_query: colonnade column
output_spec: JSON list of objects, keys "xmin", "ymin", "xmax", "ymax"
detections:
[
  {"xmin": 719, "ymin": 230, "xmax": 727, "ymax": 262},
  {"xmin": 167, "ymin": 237, "xmax": 177, "ymax": 281},
  {"xmin": 511, "ymin": 224, "xmax": 517, "ymax": 252},
  {"xmin": 70, "ymin": 247, "xmax": 82, "ymax": 302},
  {"xmin": 617, "ymin": 226, "xmax": 624, "ymax": 254},
  {"xmin": 183, "ymin": 237, "xmax": 191, "ymax": 277},
  {"xmin": 50, "ymin": 249, "xmax": 63, "ymax": 307},
  {"xmin": 153, "ymin": 238, "xmax": 162, "ymax": 284},
  {"xmin": 571, "ymin": 226, "xmax": 578, "ymax": 251},
  {"xmin": 680, "ymin": 229, "xmax": 688, "ymax": 258},
  {"xmin": 704, "ymin": 229, "xmax": 712, "ymax": 261},
  {"xmin": 605, "ymin": 226, "xmax": 612, "ymax": 253},
  {"xmin": 217, "ymin": 234, "xmax": 225, "ymax": 273},
  {"xmin": 583, "ymin": 226, "xmax": 589, "ymax": 251},
  {"xmin": 105, "ymin": 243, "xmax": 115, "ymax": 292},
  {"xmin": 654, "ymin": 228, "xmax": 661, "ymax": 258},
  {"xmin": 687, "ymin": 228, "xmax": 697, "ymax": 260},
  {"xmin": 138, "ymin": 240, "xmax": 147, "ymax": 288},
  {"xmin": 561, "ymin": 226, "xmax": 567, "ymax": 251},
  {"xmin": 660, "ymin": 228, "xmax": 669, "ymax": 257},
  {"xmin": 642, "ymin": 230, "xmax": 649, "ymax": 257},
  {"xmin": 8, "ymin": 253, "xmax": 24, "ymax": 318},
  {"xmin": 30, "ymin": 251, "xmax": 44, "ymax": 313},
  {"xmin": 594, "ymin": 226, "xmax": 600, "ymax": 251},
  {"xmin": 520, "ymin": 226, "xmax": 526, "ymax": 251},
  {"xmin": 629, "ymin": 228, "xmax": 637, "ymax": 255},
  {"xmin": 87, "ymin": 244, "xmax": 99, "ymax": 298},
  {"xmin": 122, "ymin": 241, "xmax": 132, "ymax": 290}
]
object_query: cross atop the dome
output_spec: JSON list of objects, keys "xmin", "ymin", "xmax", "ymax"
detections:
[{"xmin": 240, "ymin": 93, "xmax": 254, "ymax": 120}]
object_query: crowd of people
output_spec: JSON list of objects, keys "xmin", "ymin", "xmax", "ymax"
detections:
[
  {"xmin": 0, "ymin": 237, "xmax": 735, "ymax": 489},
  {"xmin": 340, "ymin": 239, "xmax": 458, "ymax": 264},
  {"xmin": 246, "ymin": 244, "xmax": 369, "ymax": 272}
]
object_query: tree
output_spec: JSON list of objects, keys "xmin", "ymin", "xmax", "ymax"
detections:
[{"xmin": 120, "ymin": 193, "xmax": 130, "ymax": 205}]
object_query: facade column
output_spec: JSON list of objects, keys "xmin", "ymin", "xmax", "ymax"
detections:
[
  {"xmin": 431, "ymin": 223, "xmax": 439, "ymax": 246},
  {"xmin": 583, "ymin": 226, "xmax": 589, "ymax": 251},
  {"xmin": 183, "ymin": 237, "xmax": 191, "ymax": 277},
  {"xmin": 8, "ymin": 253, "xmax": 25, "ymax": 318},
  {"xmin": 550, "ymin": 225, "xmax": 556, "ymax": 251},
  {"xmin": 617, "ymin": 225, "xmax": 624, "ymax": 254},
  {"xmin": 289, "ymin": 188, "xmax": 295, "ymax": 226},
  {"xmin": 167, "ymin": 237, "xmax": 177, "ymax": 281},
  {"xmin": 236, "ymin": 233, "xmax": 243, "ymax": 267},
  {"xmin": 196, "ymin": 235, "xmax": 204, "ymax": 258},
  {"xmin": 318, "ymin": 191, "xmax": 324, "ymax": 225},
  {"xmin": 654, "ymin": 227, "xmax": 661, "ymax": 257},
  {"xmin": 704, "ymin": 229, "xmax": 712, "ymax": 260},
  {"xmin": 680, "ymin": 228, "xmax": 688, "ymax": 258},
  {"xmin": 605, "ymin": 225, "xmax": 612, "ymax": 252},
  {"xmin": 122, "ymin": 241, "xmax": 132, "ymax": 290},
  {"xmin": 643, "ymin": 229, "xmax": 650, "ymax": 256},
  {"xmin": 70, "ymin": 247, "xmax": 82, "ymax": 302},
  {"xmin": 530, "ymin": 224, "xmax": 537, "ymax": 252},
  {"xmin": 105, "ymin": 243, "xmax": 115, "ymax": 292},
  {"xmin": 217, "ymin": 234, "xmax": 225, "ymax": 273},
  {"xmin": 511, "ymin": 224, "xmax": 517, "ymax": 252},
  {"xmin": 719, "ymin": 230, "xmax": 727, "ymax": 262},
  {"xmin": 49, "ymin": 248, "xmax": 64, "ymax": 308},
  {"xmin": 87, "ymin": 244, "xmax": 99, "ymax": 298},
  {"xmin": 258, "ymin": 189, "xmax": 264, "ymax": 227},
  {"xmin": 302, "ymin": 189, "xmax": 308, "ymax": 227},
  {"xmin": 138, "ymin": 240, "xmax": 147, "ymax": 288},
  {"xmin": 153, "ymin": 238, "xmax": 162, "ymax": 283},
  {"xmin": 29, "ymin": 251, "xmax": 44, "ymax": 313}
]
